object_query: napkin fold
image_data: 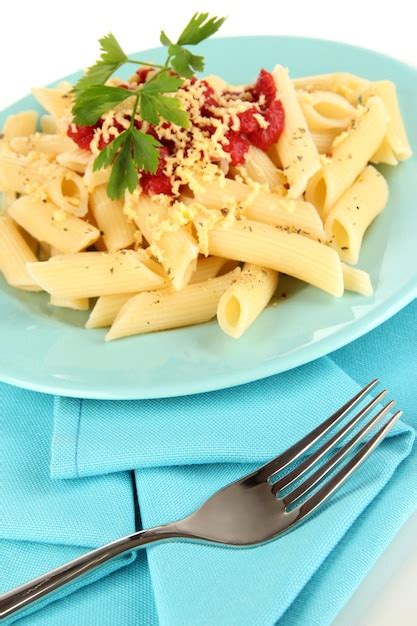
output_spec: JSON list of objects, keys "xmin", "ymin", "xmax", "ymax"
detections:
[{"xmin": 2, "ymin": 301, "xmax": 416, "ymax": 626}]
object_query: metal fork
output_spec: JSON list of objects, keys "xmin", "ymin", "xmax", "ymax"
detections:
[{"xmin": 0, "ymin": 379, "xmax": 401, "ymax": 621}]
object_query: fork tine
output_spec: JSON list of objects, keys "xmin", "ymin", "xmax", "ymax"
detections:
[
  {"xmin": 283, "ymin": 400, "xmax": 395, "ymax": 506},
  {"xmin": 290, "ymin": 409, "xmax": 402, "ymax": 522},
  {"xmin": 255, "ymin": 379, "xmax": 379, "ymax": 483},
  {"xmin": 271, "ymin": 389, "xmax": 387, "ymax": 495}
]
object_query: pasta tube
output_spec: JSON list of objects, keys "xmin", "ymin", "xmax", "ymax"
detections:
[
  {"xmin": 306, "ymin": 96, "xmax": 388, "ymax": 217},
  {"xmin": 50, "ymin": 295, "xmax": 89, "ymax": 310},
  {"xmin": 106, "ymin": 268, "xmax": 241, "ymax": 341},
  {"xmin": 192, "ymin": 177, "xmax": 326, "ymax": 241},
  {"xmin": 27, "ymin": 250, "xmax": 166, "ymax": 299},
  {"xmin": 239, "ymin": 146, "xmax": 286, "ymax": 190},
  {"xmin": 217, "ymin": 264, "xmax": 278, "ymax": 338},
  {"xmin": 2, "ymin": 111, "xmax": 38, "ymax": 140},
  {"xmin": 342, "ymin": 263, "xmax": 373, "ymax": 296},
  {"xmin": 293, "ymin": 73, "xmax": 370, "ymax": 105},
  {"xmin": 297, "ymin": 90, "xmax": 357, "ymax": 131},
  {"xmin": 364, "ymin": 80, "xmax": 412, "ymax": 162},
  {"xmin": 0, "ymin": 216, "xmax": 41, "ymax": 291},
  {"xmin": 325, "ymin": 165, "xmax": 388, "ymax": 264},
  {"xmin": 0, "ymin": 153, "xmax": 88, "ymax": 217},
  {"xmin": 8, "ymin": 196, "xmax": 100, "ymax": 253},
  {"xmin": 271, "ymin": 65, "xmax": 321, "ymax": 198},
  {"xmin": 189, "ymin": 256, "xmax": 231, "ymax": 284},
  {"xmin": 207, "ymin": 220, "xmax": 343, "ymax": 296},
  {"xmin": 9, "ymin": 134, "xmax": 74, "ymax": 156},
  {"xmin": 132, "ymin": 194, "xmax": 199, "ymax": 290},
  {"xmin": 90, "ymin": 185, "xmax": 136, "ymax": 252}
]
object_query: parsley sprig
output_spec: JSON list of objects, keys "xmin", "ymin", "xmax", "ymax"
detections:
[{"xmin": 72, "ymin": 13, "xmax": 226, "ymax": 199}]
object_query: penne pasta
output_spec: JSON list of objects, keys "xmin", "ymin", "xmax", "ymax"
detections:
[
  {"xmin": 0, "ymin": 216, "xmax": 41, "ymax": 291},
  {"xmin": 9, "ymin": 133, "xmax": 74, "ymax": 156},
  {"xmin": 8, "ymin": 196, "xmax": 100, "ymax": 253},
  {"xmin": 40, "ymin": 115, "xmax": 58, "ymax": 134},
  {"xmin": 132, "ymin": 194, "xmax": 199, "ymax": 290},
  {"xmin": 297, "ymin": 90, "xmax": 357, "ymax": 131},
  {"xmin": 32, "ymin": 83, "xmax": 73, "ymax": 121},
  {"xmin": 342, "ymin": 263, "xmax": 373, "ymax": 296},
  {"xmin": 293, "ymin": 73, "xmax": 370, "ymax": 105},
  {"xmin": 89, "ymin": 185, "xmax": 136, "ymax": 252},
  {"xmin": 50, "ymin": 295, "xmax": 89, "ymax": 310},
  {"xmin": 217, "ymin": 264, "xmax": 278, "ymax": 338},
  {"xmin": 189, "ymin": 256, "xmax": 231, "ymax": 284},
  {"xmin": 311, "ymin": 129, "xmax": 339, "ymax": 154},
  {"xmin": 2, "ymin": 111, "xmax": 38, "ymax": 140},
  {"xmin": 271, "ymin": 65, "xmax": 321, "ymax": 198},
  {"xmin": 207, "ymin": 220, "xmax": 343, "ymax": 297},
  {"xmin": 238, "ymin": 146, "xmax": 287, "ymax": 190},
  {"xmin": 27, "ymin": 250, "xmax": 166, "ymax": 299},
  {"xmin": 86, "ymin": 293, "xmax": 133, "ymax": 328},
  {"xmin": 106, "ymin": 268, "xmax": 241, "ymax": 341},
  {"xmin": 56, "ymin": 149, "xmax": 91, "ymax": 173},
  {"xmin": 363, "ymin": 80, "xmax": 412, "ymax": 163},
  {"xmin": 325, "ymin": 165, "xmax": 388, "ymax": 264},
  {"xmin": 192, "ymin": 177, "xmax": 326, "ymax": 241},
  {"xmin": 0, "ymin": 152, "xmax": 88, "ymax": 217},
  {"xmin": 305, "ymin": 96, "xmax": 388, "ymax": 218},
  {"xmin": 1, "ymin": 189, "xmax": 17, "ymax": 213},
  {"xmin": 83, "ymin": 158, "xmax": 111, "ymax": 190}
]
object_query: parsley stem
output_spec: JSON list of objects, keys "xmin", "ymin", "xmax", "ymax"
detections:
[
  {"xmin": 126, "ymin": 58, "xmax": 166, "ymax": 69},
  {"xmin": 129, "ymin": 93, "xmax": 141, "ymax": 129}
]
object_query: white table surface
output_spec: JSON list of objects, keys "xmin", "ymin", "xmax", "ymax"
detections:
[{"xmin": 1, "ymin": 1, "xmax": 416, "ymax": 623}]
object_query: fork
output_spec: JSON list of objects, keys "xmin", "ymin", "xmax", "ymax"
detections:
[{"xmin": 0, "ymin": 379, "xmax": 401, "ymax": 620}]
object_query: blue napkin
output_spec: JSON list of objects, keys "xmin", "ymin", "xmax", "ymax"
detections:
[{"xmin": 2, "ymin": 301, "xmax": 416, "ymax": 625}]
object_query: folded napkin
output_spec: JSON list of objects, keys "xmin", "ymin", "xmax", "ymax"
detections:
[{"xmin": 2, "ymin": 301, "xmax": 416, "ymax": 625}]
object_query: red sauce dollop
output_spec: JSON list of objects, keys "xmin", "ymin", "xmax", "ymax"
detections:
[
  {"xmin": 224, "ymin": 69, "xmax": 285, "ymax": 165},
  {"xmin": 67, "ymin": 123, "xmax": 98, "ymax": 151},
  {"xmin": 140, "ymin": 147, "xmax": 173, "ymax": 195}
]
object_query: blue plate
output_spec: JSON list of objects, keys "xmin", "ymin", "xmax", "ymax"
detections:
[{"xmin": 0, "ymin": 36, "xmax": 416, "ymax": 399}]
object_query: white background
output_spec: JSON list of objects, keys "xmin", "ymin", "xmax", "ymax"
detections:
[{"xmin": 1, "ymin": 1, "xmax": 416, "ymax": 624}]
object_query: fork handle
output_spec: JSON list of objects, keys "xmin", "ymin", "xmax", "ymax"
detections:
[{"xmin": 0, "ymin": 524, "xmax": 182, "ymax": 621}]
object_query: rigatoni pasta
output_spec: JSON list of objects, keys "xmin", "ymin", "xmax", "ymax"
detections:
[{"xmin": 0, "ymin": 59, "xmax": 411, "ymax": 341}]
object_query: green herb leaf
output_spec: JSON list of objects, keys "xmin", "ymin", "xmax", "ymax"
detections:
[
  {"xmin": 140, "ymin": 91, "xmax": 189, "ymax": 128},
  {"xmin": 154, "ymin": 95, "xmax": 190, "ymax": 127},
  {"xmin": 93, "ymin": 131, "xmax": 129, "ymax": 171},
  {"xmin": 177, "ymin": 13, "xmax": 226, "ymax": 46},
  {"xmin": 131, "ymin": 129, "xmax": 161, "ymax": 173},
  {"xmin": 168, "ymin": 45, "xmax": 204, "ymax": 78},
  {"xmin": 159, "ymin": 30, "xmax": 172, "ymax": 46},
  {"xmin": 74, "ymin": 33, "xmax": 128, "ymax": 93},
  {"xmin": 72, "ymin": 85, "xmax": 132, "ymax": 125},
  {"xmin": 141, "ymin": 71, "xmax": 183, "ymax": 94},
  {"xmin": 140, "ymin": 72, "xmax": 188, "ymax": 126},
  {"xmin": 107, "ymin": 139, "xmax": 139, "ymax": 199}
]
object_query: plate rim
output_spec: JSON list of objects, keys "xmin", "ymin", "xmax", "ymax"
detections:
[{"xmin": 0, "ymin": 34, "xmax": 416, "ymax": 399}]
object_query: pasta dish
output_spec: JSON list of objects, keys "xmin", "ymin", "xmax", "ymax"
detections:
[{"xmin": 0, "ymin": 15, "xmax": 412, "ymax": 341}]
